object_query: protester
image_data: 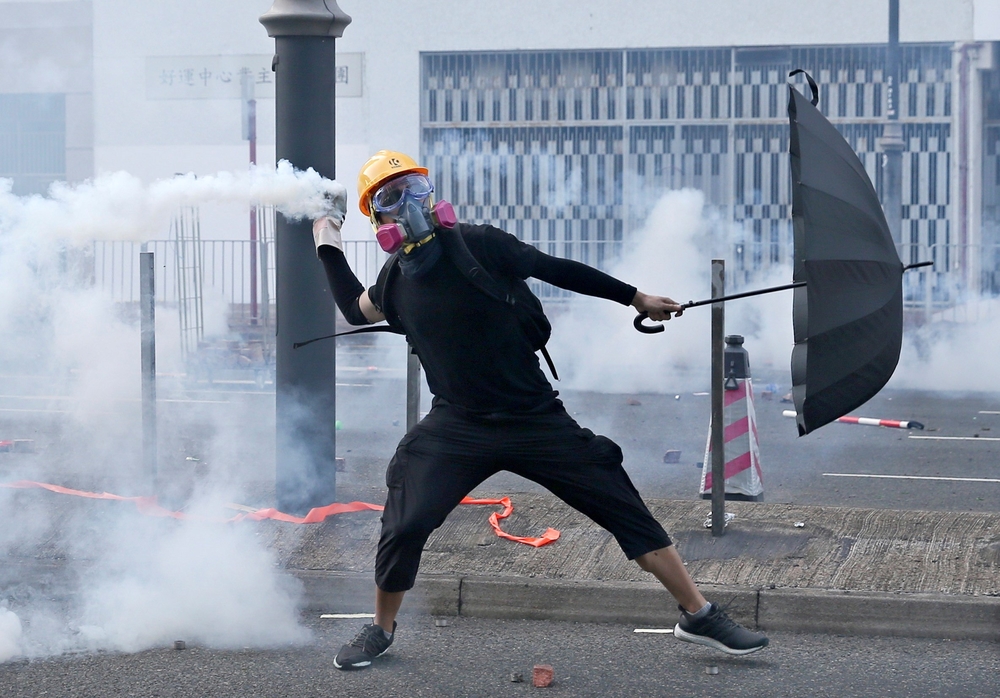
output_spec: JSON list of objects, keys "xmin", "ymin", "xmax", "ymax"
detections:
[{"xmin": 314, "ymin": 150, "xmax": 769, "ymax": 669}]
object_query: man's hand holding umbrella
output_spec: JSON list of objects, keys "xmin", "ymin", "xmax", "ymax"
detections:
[{"xmin": 631, "ymin": 291, "xmax": 684, "ymax": 322}]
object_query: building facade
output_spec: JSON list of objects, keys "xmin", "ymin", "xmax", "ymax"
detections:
[
  {"xmin": 419, "ymin": 44, "xmax": 964, "ymax": 296},
  {"xmin": 1, "ymin": 0, "xmax": 998, "ymax": 307}
]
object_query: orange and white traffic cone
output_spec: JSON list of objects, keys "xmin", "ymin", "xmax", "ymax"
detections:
[{"xmin": 700, "ymin": 336, "xmax": 764, "ymax": 501}]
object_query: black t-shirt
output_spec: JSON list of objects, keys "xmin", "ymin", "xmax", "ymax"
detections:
[{"xmin": 370, "ymin": 224, "xmax": 636, "ymax": 414}]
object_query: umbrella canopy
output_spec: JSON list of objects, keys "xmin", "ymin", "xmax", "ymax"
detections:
[{"xmin": 787, "ymin": 70, "xmax": 904, "ymax": 436}]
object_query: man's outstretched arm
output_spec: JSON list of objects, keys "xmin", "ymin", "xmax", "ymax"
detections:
[
  {"xmin": 316, "ymin": 245, "xmax": 385, "ymax": 325},
  {"xmin": 530, "ymin": 252, "xmax": 683, "ymax": 321}
]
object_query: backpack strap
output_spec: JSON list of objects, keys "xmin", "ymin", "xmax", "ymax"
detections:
[
  {"xmin": 438, "ymin": 224, "xmax": 514, "ymax": 307},
  {"xmin": 438, "ymin": 225, "xmax": 558, "ymax": 380},
  {"xmin": 374, "ymin": 250, "xmax": 403, "ymax": 328}
]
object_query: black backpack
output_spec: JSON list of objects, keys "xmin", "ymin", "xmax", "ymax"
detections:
[{"xmin": 375, "ymin": 224, "xmax": 558, "ymax": 380}]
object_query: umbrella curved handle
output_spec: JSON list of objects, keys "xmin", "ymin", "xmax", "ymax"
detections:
[
  {"xmin": 789, "ymin": 69, "xmax": 819, "ymax": 106},
  {"xmin": 633, "ymin": 311, "xmax": 665, "ymax": 334}
]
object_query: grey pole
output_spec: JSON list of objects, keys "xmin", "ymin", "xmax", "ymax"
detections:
[
  {"xmin": 880, "ymin": 0, "xmax": 904, "ymax": 251},
  {"xmin": 140, "ymin": 251, "xmax": 157, "ymax": 491},
  {"xmin": 710, "ymin": 259, "xmax": 726, "ymax": 537},
  {"xmin": 406, "ymin": 345, "xmax": 422, "ymax": 431},
  {"xmin": 260, "ymin": 0, "xmax": 351, "ymax": 514}
]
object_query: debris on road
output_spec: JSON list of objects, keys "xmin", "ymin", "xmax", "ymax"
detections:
[
  {"xmin": 532, "ymin": 664, "xmax": 554, "ymax": 687},
  {"xmin": 173, "ymin": 640, "xmax": 186, "ymax": 650},
  {"xmin": 782, "ymin": 410, "xmax": 924, "ymax": 430},
  {"xmin": 0, "ymin": 440, "xmax": 35, "ymax": 453},
  {"xmin": 434, "ymin": 618, "xmax": 450, "ymax": 627},
  {"xmin": 626, "ymin": 398, "xmax": 642, "ymax": 406},
  {"xmin": 760, "ymin": 383, "xmax": 780, "ymax": 400},
  {"xmin": 794, "ymin": 521, "xmax": 806, "ymax": 528},
  {"xmin": 703, "ymin": 512, "xmax": 736, "ymax": 529},
  {"xmin": 510, "ymin": 672, "xmax": 524, "ymax": 683},
  {"xmin": 704, "ymin": 665, "xmax": 719, "ymax": 675},
  {"xmin": 662, "ymin": 450, "xmax": 681, "ymax": 464}
]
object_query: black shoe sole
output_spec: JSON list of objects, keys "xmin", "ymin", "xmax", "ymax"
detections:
[
  {"xmin": 333, "ymin": 647, "xmax": 390, "ymax": 670},
  {"xmin": 673, "ymin": 624, "xmax": 769, "ymax": 656}
]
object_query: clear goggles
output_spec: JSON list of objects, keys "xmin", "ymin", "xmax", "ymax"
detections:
[{"xmin": 371, "ymin": 173, "xmax": 434, "ymax": 214}]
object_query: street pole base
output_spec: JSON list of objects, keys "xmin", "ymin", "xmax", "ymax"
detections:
[{"xmin": 700, "ymin": 492, "xmax": 764, "ymax": 502}]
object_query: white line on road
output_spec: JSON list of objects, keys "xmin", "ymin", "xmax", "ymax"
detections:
[
  {"xmin": 320, "ymin": 613, "xmax": 375, "ymax": 619},
  {"xmin": 979, "ymin": 411, "xmax": 1000, "ymax": 415},
  {"xmin": 823, "ymin": 473, "xmax": 1000, "ymax": 483},
  {"xmin": 909, "ymin": 435, "xmax": 1000, "ymax": 442}
]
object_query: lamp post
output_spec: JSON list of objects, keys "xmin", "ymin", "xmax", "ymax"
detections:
[
  {"xmin": 879, "ymin": 0, "xmax": 904, "ymax": 252},
  {"xmin": 260, "ymin": 0, "xmax": 351, "ymax": 514}
]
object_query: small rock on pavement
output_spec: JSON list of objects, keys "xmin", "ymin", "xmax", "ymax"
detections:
[
  {"xmin": 510, "ymin": 672, "xmax": 524, "ymax": 683},
  {"xmin": 174, "ymin": 640, "xmax": 186, "ymax": 650},
  {"xmin": 704, "ymin": 665, "xmax": 719, "ymax": 675},
  {"xmin": 533, "ymin": 664, "xmax": 554, "ymax": 687},
  {"xmin": 434, "ymin": 618, "xmax": 450, "ymax": 627}
]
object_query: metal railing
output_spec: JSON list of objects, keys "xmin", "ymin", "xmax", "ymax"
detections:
[{"xmin": 89, "ymin": 238, "xmax": 1000, "ymax": 327}]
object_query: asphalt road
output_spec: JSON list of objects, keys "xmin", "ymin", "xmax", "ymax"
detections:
[
  {"xmin": 1, "ymin": 353, "xmax": 999, "ymax": 513},
  {"xmin": 1, "ymin": 614, "xmax": 997, "ymax": 698}
]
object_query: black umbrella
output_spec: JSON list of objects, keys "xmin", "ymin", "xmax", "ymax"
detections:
[
  {"xmin": 633, "ymin": 69, "xmax": 929, "ymax": 437},
  {"xmin": 788, "ymin": 69, "xmax": 914, "ymax": 435}
]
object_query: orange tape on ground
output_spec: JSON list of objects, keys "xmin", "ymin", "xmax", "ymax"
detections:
[
  {"xmin": 460, "ymin": 496, "xmax": 560, "ymax": 547},
  {"xmin": 1, "ymin": 480, "xmax": 559, "ymax": 547}
]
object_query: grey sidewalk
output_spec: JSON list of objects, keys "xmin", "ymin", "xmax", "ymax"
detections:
[{"xmin": 266, "ymin": 493, "xmax": 1000, "ymax": 641}]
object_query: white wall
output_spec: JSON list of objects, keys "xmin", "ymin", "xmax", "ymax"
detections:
[{"xmin": 974, "ymin": 0, "xmax": 1000, "ymax": 41}]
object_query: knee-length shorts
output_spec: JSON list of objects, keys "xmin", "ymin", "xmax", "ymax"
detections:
[{"xmin": 375, "ymin": 402, "xmax": 673, "ymax": 592}]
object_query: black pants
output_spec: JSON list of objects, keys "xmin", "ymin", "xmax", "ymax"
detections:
[{"xmin": 375, "ymin": 401, "xmax": 673, "ymax": 593}]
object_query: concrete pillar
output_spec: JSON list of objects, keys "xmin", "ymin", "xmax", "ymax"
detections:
[{"xmin": 260, "ymin": 0, "xmax": 351, "ymax": 514}]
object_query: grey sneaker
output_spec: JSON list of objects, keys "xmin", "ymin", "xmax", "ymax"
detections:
[
  {"xmin": 674, "ymin": 603, "xmax": 769, "ymax": 655},
  {"xmin": 333, "ymin": 621, "xmax": 396, "ymax": 670}
]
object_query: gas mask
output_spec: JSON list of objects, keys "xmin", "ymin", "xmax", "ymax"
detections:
[{"xmin": 371, "ymin": 173, "xmax": 457, "ymax": 254}]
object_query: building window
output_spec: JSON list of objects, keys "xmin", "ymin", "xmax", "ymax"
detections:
[{"xmin": 0, "ymin": 93, "xmax": 66, "ymax": 196}]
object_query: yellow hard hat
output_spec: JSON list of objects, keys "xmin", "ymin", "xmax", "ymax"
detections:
[{"xmin": 357, "ymin": 150, "xmax": 429, "ymax": 216}]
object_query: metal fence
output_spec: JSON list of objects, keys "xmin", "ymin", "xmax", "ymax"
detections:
[
  {"xmin": 91, "ymin": 239, "xmax": 277, "ymax": 321},
  {"xmin": 89, "ymin": 237, "xmax": 999, "ymax": 327}
]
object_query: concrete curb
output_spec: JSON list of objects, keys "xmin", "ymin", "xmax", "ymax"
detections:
[{"xmin": 293, "ymin": 570, "xmax": 1000, "ymax": 642}]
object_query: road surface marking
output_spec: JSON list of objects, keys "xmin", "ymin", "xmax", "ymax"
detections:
[
  {"xmin": 320, "ymin": 613, "xmax": 375, "ymax": 619},
  {"xmin": 979, "ymin": 411, "xmax": 1000, "ymax": 415},
  {"xmin": 823, "ymin": 473, "xmax": 1000, "ymax": 483}
]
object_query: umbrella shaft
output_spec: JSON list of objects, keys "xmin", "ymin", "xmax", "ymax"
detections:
[{"xmin": 683, "ymin": 281, "xmax": 806, "ymax": 309}]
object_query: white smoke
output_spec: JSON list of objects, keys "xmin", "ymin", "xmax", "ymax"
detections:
[
  {"xmin": 0, "ymin": 606, "xmax": 22, "ymax": 663},
  {"xmin": 892, "ymin": 301, "xmax": 1000, "ymax": 391},
  {"xmin": 0, "ymin": 163, "xmax": 347, "ymax": 662},
  {"xmin": 75, "ymin": 501, "xmax": 309, "ymax": 654},
  {"xmin": 0, "ymin": 160, "xmax": 344, "ymax": 245},
  {"xmin": 550, "ymin": 187, "xmax": 998, "ymax": 396},
  {"xmin": 548, "ymin": 189, "xmax": 794, "ymax": 393}
]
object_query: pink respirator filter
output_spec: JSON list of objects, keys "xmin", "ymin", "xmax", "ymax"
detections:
[
  {"xmin": 375, "ymin": 223, "xmax": 405, "ymax": 253},
  {"xmin": 432, "ymin": 201, "xmax": 457, "ymax": 229}
]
